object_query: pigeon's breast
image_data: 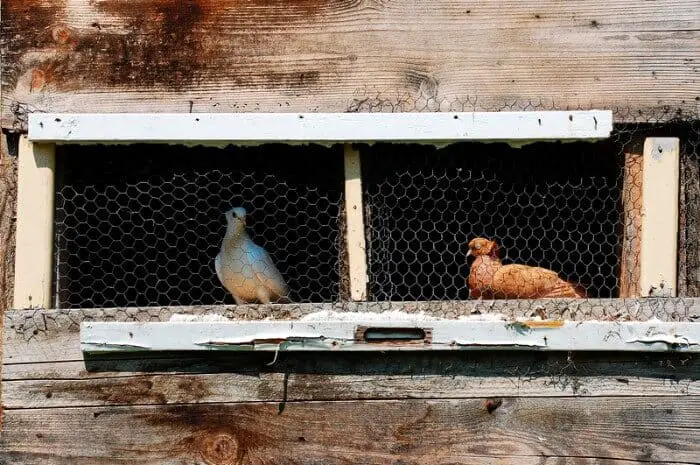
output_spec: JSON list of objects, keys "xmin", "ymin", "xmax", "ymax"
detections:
[{"xmin": 217, "ymin": 245, "xmax": 260, "ymax": 301}]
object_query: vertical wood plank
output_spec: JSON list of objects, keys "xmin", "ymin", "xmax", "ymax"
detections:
[
  {"xmin": 344, "ymin": 144, "xmax": 368, "ymax": 301},
  {"xmin": 13, "ymin": 137, "xmax": 55, "ymax": 309},
  {"xmin": 640, "ymin": 138, "xmax": 680, "ymax": 297},
  {"xmin": 620, "ymin": 151, "xmax": 643, "ymax": 297},
  {"xmin": 0, "ymin": 133, "xmax": 18, "ymax": 311}
]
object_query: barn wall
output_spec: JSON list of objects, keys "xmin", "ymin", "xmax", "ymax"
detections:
[
  {"xmin": 1, "ymin": 1, "xmax": 699, "ymax": 463},
  {"xmin": 2, "ymin": 0, "xmax": 699, "ymax": 131},
  {"xmin": 2, "ymin": 307, "xmax": 699, "ymax": 464}
]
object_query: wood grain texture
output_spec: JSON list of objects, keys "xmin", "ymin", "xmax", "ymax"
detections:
[
  {"xmin": 0, "ymin": 134, "xmax": 18, "ymax": 424},
  {"xmin": 4, "ymin": 348, "xmax": 698, "ymax": 405},
  {"xmin": 2, "ymin": 0, "xmax": 699, "ymax": 129},
  {"xmin": 0, "ymin": 457, "xmax": 690, "ymax": 465},
  {"xmin": 4, "ymin": 368, "xmax": 698, "ymax": 409},
  {"xmin": 0, "ymin": 134, "xmax": 17, "ymax": 312},
  {"xmin": 3, "ymin": 308, "xmax": 699, "ymax": 463},
  {"xmin": 620, "ymin": 151, "xmax": 643, "ymax": 298},
  {"xmin": 5, "ymin": 300, "xmax": 700, "ymax": 365},
  {"xmin": 1, "ymin": 397, "xmax": 698, "ymax": 464}
]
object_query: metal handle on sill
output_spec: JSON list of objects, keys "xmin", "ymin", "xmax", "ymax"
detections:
[{"xmin": 354, "ymin": 326, "xmax": 433, "ymax": 344}]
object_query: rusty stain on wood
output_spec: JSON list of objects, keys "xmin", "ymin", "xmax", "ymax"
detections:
[
  {"xmin": 48, "ymin": 378, "xmax": 167, "ymax": 405},
  {"xmin": 2, "ymin": 0, "xmax": 338, "ymax": 92},
  {"xmin": 26, "ymin": 375, "xmax": 219, "ymax": 406}
]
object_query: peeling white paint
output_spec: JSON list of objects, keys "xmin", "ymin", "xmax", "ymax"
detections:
[
  {"xmin": 81, "ymin": 320, "xmax": 700, "ymax": 354},
  {"xmin": 626, "ymin": 335, "xmax": 698, "ymax": 346}
]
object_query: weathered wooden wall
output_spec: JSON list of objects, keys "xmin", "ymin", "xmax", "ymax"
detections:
[
  {"xmin": 2, "ymin": 2, "xmax": 700, "ymax": 463},
  {"xmin": 2, "ymin": 0, "xmax": 699, "ymax": 130},
  {"xmin": 2, "ymin": 307, "xmax": 699, "ymax": 464}
]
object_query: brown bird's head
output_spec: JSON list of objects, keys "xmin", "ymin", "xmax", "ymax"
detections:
[{"xmin": 467, "ymin": 237, "xmax": 500, "ymax": 258}]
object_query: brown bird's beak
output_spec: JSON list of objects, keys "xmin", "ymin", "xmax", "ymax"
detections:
[{"xmin": 466, "ymin": 250, "xmax": 472, "ymax": 258}]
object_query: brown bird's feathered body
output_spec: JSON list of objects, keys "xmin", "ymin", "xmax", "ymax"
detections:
[{"xmin": 467, "ymin": 238, "xmax": 586, "ymax": 299}]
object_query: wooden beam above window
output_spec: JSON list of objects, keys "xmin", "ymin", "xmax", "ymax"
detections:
[{"xmin": 28, "ymin": 111, "xmax": 613, "ymax": 144}]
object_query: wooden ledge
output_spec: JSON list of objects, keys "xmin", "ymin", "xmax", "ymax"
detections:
[{"xmin": 27, "ymin": 111, "xmax": 613, "ymax": 144}]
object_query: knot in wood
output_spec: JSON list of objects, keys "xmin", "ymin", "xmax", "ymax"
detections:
[
  {"xmin": 51, "ymin": 26, "xmax": 72, "ymax": 45},
  {"xmin": 200, "ymin": 432, "xmax": 239, "ymax": 465}
]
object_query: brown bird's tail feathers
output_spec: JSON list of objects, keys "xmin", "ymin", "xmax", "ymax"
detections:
[{"xmin": 538, "ymin": 280, "xmax": 587, "ymax": 299}]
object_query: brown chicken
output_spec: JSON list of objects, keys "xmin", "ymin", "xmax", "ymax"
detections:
[{"xmin": 467, "ymin": 237, "xmax": 586, "ymax": 299}]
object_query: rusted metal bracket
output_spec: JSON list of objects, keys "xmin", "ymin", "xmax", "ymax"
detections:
[{"xmin": 354, "ymin": 326, "xmax": 433, "ymax": 345}]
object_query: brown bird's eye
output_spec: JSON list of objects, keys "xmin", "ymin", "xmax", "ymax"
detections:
[{"xmin": 474, "ymin": 243, "xmax": 482, "ymax": 250}]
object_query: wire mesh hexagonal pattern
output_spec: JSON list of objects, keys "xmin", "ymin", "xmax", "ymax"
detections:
[
  {"xmin": 361, "ymin": 139, "xmax": 623, "ymax": 301},
  {"xmin": 50, "ymin": 117, "xmax": 699, "ymax": 313},
  {"xmin": 54, "ymin": 143, "xmax": 344, "ymax": 308}
]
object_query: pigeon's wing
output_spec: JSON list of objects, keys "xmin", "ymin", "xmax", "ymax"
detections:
[
  {"xmin": 491, "ymin": 264, "xmax": 554, "ymax": 298},
  {"xmin": 493, "ymin": 264, "xmax": 583, "ymax": 298},
  {"xmin": 247, "ymin": 243, "xmax": 289, "ymax": 299}
]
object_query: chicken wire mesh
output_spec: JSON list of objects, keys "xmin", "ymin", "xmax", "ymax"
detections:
[
  {"xmin": 54, "ymin": 143, "xmax": 345, "ymax": 308},
  {"xmin": 362, "ymin": 139, "xmax": 622, "ymax": 302},
  {"xmin": 49, "ymin": 109, "xmax": 699, "ymax": 321},
  {"xmin": 361, "ymin": 120, "xmax": 699, "ymax": 309}
]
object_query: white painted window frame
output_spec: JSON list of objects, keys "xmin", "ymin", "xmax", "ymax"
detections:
[
  {"xmin": 21, "ymin": 110, "xmax": 684, "ymax": 313},
  {"xmin": 81, "ymin": 319, "xmax": 700, "ymax": 354},
  {"xmin": 19, "ymin": 111, "xmax": 695, "ymax": 354}
]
